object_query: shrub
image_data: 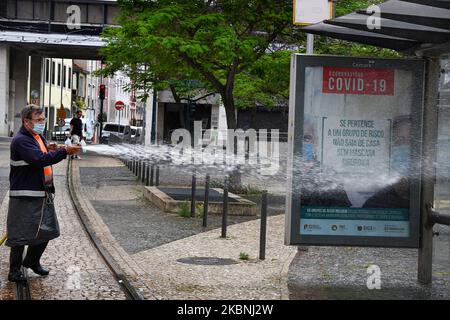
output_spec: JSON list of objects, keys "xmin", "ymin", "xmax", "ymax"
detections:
[
  {"xmin": 178, "ymin": 201, "xmax": 191, "ymax": 218},
  {"xmin": 239, "ymin": 252, "xmax": 249, "ymax": 261}
]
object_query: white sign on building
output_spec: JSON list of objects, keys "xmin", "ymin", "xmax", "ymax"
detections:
[{"xmin": 293, "ymin": 0, "xmax": 333, "ymax": 25}]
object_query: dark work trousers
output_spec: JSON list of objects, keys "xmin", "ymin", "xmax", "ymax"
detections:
[{"xmin": 9, "ymin": 242, "xmax": 48, "ymax": 273}]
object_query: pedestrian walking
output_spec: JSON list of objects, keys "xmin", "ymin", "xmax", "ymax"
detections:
[
  {"xmin": 6, "ymin": 105, "xmax": 81, "ymax": 283},
  {"xmin": 70, "ymin": 110, "xmax": 84, "ymax": 159}
]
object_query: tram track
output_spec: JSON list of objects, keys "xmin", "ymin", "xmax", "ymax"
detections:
[
  {"xmin": 66, "ymin": 158, "xmax": 144, "ymax": 300},
  {"xmin": 14, "ymin": 267, "xmax": 31, "ymax": 300}
]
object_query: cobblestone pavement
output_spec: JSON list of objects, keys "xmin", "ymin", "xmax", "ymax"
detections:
[
  {"xmin": 0, "ymin": 142, "xmax": 126, "ymax": 300},
  {"xmin": 73, "ymin": 153, "xmax": 296, "ymax": 299},
  {"xmin": 0, "ymin": 139, "xmax": 13, "ymax": 300}
]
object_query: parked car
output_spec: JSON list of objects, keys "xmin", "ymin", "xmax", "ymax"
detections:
[
  {"xmin": 52, "ymin": 123, "xmax": 71, "ymax": 141},
  {"xmin": 130, "ymin": 126, "xmax": 143, "ymax": 144},
  {"xmin": 101, "ymin": 123, "xmax": 131, "ymax": 144}
]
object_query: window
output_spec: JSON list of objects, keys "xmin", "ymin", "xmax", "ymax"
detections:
[
  {"xmin": 63, "ymin": 66, "xmax": 67, "ymax": 88},
  {"xmin": 51, "ymin": 61, "xmax": 55, "ymax": 85},
  {"xmin": 45, "ymin": 59, "xmax": 49, "ymax": 83},
  {"xmin": 57, "ymin": 64, "xmax": 61, "ymax": 87}
]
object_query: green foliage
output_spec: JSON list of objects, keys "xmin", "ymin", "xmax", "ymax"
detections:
[
  {"xmin": 239, "ymin": 252, "xmax": 250, "ymax": 261},
  {"xmin": 196, "ymin": 202, "xmax": 204, "ymax": 218},
  {"xmin": 101, "ymin": 0, "xmax": 404, "ymax": 118},
  {"xmin": 100, "ymin": 0, "xmax": 298, "ymax": 128},
  {"xmin": 178, "ymin": 201, "xmax": 191, "ymax": 218},
  {"xmin": 75, "ymin": 98, "xmax": 86, "ymax": 111}
]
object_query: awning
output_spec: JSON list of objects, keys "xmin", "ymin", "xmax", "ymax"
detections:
[
  {"xmin": 301, "ymin": 0, "xmax": 450, "ymax": 55},
  {"xmin": 0, "ymin": 31, "xmax": 104, "ymax": 59}
]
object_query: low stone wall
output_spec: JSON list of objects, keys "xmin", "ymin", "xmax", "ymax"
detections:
[{"xmin": 143, "ymin": 186, "xmax": 257, "ymax": 216}]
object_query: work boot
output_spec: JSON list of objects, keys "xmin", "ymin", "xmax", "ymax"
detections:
[
  {"xmin": 22, "ymin": 242, "xmax": 49, "ymax": 276},
  {"xmin": 8, "ymin": 270, "xmax": 27, "ymax": 283},
  {"xmin": 21, "ymin": 262, "xmax": 49, "ymax": 276}
]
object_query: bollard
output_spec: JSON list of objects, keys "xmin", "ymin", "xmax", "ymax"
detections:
[
  {"xmin": 203, "ymin": 174, "xmax": 210, "ymax": 228},
  {"xmin": 145, "ymin": 163, "xmax": 150, "ymax": 186},
  {"xmin": 150, "ymin": 165, "xmax": 155, "ymax": 186},
  {"xmin": 221, "ymin": 177, "xmax": 229, "ymax": 238},
  {"xmin": 141, "ymin": 162, "xmax": 146, "ymax": 183},
  {"xmin": 259, "ymin": 190, "xmax": 268, "ymax": 260},
  {"xmin": 155, "ymin": 166, "xmax": 160, "ymax": 186},
  {"xmin": 191, "ymin": 171, "xmax": 197, "ymax": 217},
  {"xmin": 132, "ymin": 160, "xmax": 135, "ymax": 174},
  {"xmin": 138, "ymin": 161, "xmax": 142, "ymax": 180}
]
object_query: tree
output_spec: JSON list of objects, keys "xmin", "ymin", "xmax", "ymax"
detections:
[{"xmin": 100, "ymin": 0, "xmax": 299, "ymax": 129}]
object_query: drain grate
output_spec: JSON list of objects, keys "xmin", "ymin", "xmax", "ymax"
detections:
[{"xmin": 177, "ymin": 257, "xmax": 238, "ymax": 266}]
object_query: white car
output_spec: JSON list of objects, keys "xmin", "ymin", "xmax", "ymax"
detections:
[
  {"xmin": 101, "ymin": 123, "xmax": 131, "ymax": 143},
  {"xmin": 130, "ymin": 126, "xmax": 143, "ymax": 143}
]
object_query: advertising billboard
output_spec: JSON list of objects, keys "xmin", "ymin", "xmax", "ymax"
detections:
[{"xmin": 285, "ymin": 55, "xmax": 425, "ymax": 248}]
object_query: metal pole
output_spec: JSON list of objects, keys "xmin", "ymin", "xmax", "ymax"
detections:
[
  {"xmin": 203, "ymin": 174, "xmax": 210, "ymax": 228},
  {"xmin": 150, "ymin": 164, "xmax": 154, "ymax": 186},
  {"xmin": 221, "ymin": 177, "xmax": 229, "ymax": 238},
  {"xmin": 146, "ymin": 162, "xmax": 150, "ymax": 186},
  {"xmin": 418, "ymin": 57, "xmax": 440, "ymax": 285},
  {"xmin": 306, "ymin": 34, "xmax": 314, "ymax": 54},
  {"xmin": 191, "ymin": 170, "xmax": 197, "ymax": 217},
  {"xmin": 259, "ymin": 190, "xmax": 268, "ymax": 260},
  {"xmin": 142, "ymin": 162, "xmax": 146, "ymax": 183},
  {"xmin": 138, "ymin": 161, "xmax": 142, "ymax": 178},
  {"xmin": 155, "ymin": 166, "xmax": 160, "ymax": 186},
  {"xmin": 151, "ymin": 90, "xmax": 157, "ymax": 144}
]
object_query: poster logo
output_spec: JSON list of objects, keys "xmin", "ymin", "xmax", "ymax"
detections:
[{"xmin": 323, "ymin": 67, "xmax": 394, "ymax": 96}]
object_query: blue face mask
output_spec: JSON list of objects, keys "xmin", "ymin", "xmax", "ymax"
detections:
[
  {"xmin": 303, "ymin": 143, "xmax": 315, "ymax": 162},
  {"xmin": 391, "ymin": 145, "xmax": 410, "ymax": 175},
  {"xmin": 32, "ymin": 123, "xmax": 46, "ymax": 135}
]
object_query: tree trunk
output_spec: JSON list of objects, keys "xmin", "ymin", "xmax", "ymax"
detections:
[{"xmin": 223, "ymin": 95, "xmax": 236, "ymax": 130}]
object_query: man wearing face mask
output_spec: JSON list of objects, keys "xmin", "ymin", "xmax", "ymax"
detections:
[{"xmin": 6, "ymin": 105, "xmax": 81, "ymax": 283}]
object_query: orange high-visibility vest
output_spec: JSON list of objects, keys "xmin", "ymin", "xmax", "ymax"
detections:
[{"xmin": 32, "ymin": 134, "xmax": 53, "ymax": 186}]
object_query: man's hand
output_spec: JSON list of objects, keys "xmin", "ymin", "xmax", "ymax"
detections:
[
  {"xmin": 48, "ymin": 143, "xmax": 65, "ymax": 151},
  {"xmin": 47, "ymin": 143, "xmax": 58, "ymax": 151},
  {"xmin": 65, "ymin": 145, "xmax": 82, "ymax": 156}
]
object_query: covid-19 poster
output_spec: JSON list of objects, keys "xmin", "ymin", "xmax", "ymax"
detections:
[{"xmin": 285, "ymin": 55, "xmax": 425, "ymax": 248}]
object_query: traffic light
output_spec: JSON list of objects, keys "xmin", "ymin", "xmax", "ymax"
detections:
[{"xmin": 99, "ymin": 84, "xmax": 106, "ymax": 100}]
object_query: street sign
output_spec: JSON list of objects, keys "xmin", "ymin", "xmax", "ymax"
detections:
[
  {"xmin": 293, "ymin": 0, "xmax": 333, "ymax": 26},
  {"xmin": 115, "ymin": 100, "xmax": 125, "ymax": 111},
  {"xmin": 57, "ymin": 105, "xmax": 66, "ymax": 120},
  {"xmin": 285, "ymin": 54, "xmax": 425, "ymax": 248}
]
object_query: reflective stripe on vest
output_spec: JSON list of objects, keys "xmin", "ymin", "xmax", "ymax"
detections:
[
  {"xmin": 10, "ymin": 160, "xmax": 30, "ymax": 167},
  {"xmin": 10, "ymin": 190, "xmax": 46, "ymax": 197}
]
